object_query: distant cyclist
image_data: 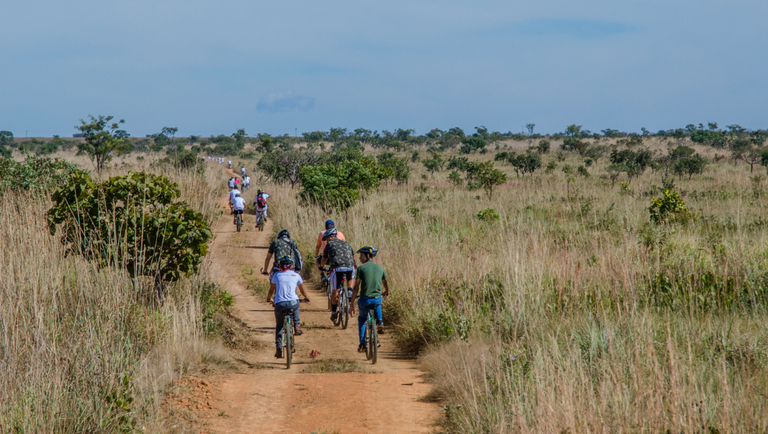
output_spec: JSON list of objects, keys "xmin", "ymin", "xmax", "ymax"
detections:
[
  {"xmin": 243, "ymin": 175, "xmax": 251, "ymax": 191},
  {"xmin": 231, "ymin": 193, "xmax": 246, "ymax": 225},
  {"xmin": 228, "ymin": 177, "xmax": 235, "ymax": 190},
  {"xmin": 267, "ymin": 255, "xmax": 310, "ymax": 358},
  {"xmin": 228, "ymin": 160, "xmax": 232, "ymax": 169},
  {"xmin": 319, "ymin": 228, "xmax": 356, "ymax": 322},
  {"xmin": 350, "ymin": 246, "xmax": 389, "ymax": 353},
  {"xmin": 240, "ymin": 166, "xmax": 246, "ymax": 177},
  {"xmin": 254, "ymin": 188, "xmax": 271, "ymax": 223},
  {"xmin": 263, "ymin": 229, "xmax": 298, "ymax": 276},
  {"xmin": 315, "ymin": 220, "xmax": 345, "ymax": 282}
]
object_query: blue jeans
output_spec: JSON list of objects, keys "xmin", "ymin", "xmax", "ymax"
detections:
[
  {"xmin": 274, "ymin": 300, "xmax": 300, "ymax": 349},
  {"xmin": 357, "ymin": 296, "xmax": 383, "ymax": 344}
]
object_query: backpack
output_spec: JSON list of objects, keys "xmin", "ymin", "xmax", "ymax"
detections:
[
  {"xmin": 256, "ymin": 195, "xmax": 267, "ymax": 208},
  {"xmin": 276, "ymin": 238, "xmax": 303, "ymax": 271}
]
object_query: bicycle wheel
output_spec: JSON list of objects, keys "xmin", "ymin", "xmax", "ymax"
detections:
[
  {"xmin": 333, "ymin": 288, "xmax": 343, "ymax": 326},
  {"xmin": 371, "ymin": 317, "xmax": 378, "ymax": 365},
  {"xmin": 285, "ymin": 317, "xmax": 292, "ymax": 369},
  {"xmin": 236, "ymin": 214, "xmax": 242, "ymax": 232},
  {"xmin": 258, "ymin": 214, "xmax": 264, "ymax": 231},
  {"xmin": 366, "ymin": 312, "xmax": 373, "ymax": 360},
  {"xmin": 341, "ymin": 291, "xmax": 349, "ymax": 329}
]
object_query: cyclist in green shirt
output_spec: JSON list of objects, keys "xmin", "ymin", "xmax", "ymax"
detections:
[{"xmin": 349, "ymin": 246, "xmax": 389, "ymax": 353}]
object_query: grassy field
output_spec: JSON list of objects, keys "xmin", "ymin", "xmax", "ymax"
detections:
[
  {"xmin": 264, "ymin": 137, "xmax": 768, "ymax": 433},
  {"xmin": 3, "ymin": 135, "xmax": 767, "ymax": 432},
  {"xmin": 0, "ymin": 157, "xmax": 227, "ymax": 432}
]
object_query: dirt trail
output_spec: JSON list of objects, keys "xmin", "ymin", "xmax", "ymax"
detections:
[{"xmin": 200, "ymin": 169, "xmax": 439, "ymax": 433}]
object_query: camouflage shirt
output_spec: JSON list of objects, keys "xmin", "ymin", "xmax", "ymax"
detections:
[
  {"xmin": 322, "ymin": 238, "xmax": 355, "ymax": 268},
  {"xmin": 268, "ymin": 238, "xmax": 297, "ymax": 269}
]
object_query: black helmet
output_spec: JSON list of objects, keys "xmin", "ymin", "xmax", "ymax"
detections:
[
  {"xmin": 322, "ymin": 228, "xmax": 337, "ymax": 240},
  {"xmin": 357, "ymin": 245, "xmax": 378, "ymax": 257},
  {"xmin": 278, "ymin": 229, "xmax": 290, "ymax": 239},
  {"xmin": 278, "ymin": 255, "xmax": 294, "ymax": 269}
]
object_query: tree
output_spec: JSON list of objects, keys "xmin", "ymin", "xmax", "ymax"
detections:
[
  {"xmin": 299, "ymin": 159, "xmax": 380, "ymax": 211},
  {"xmin": 258, "ymin": 149, "xmax": 323, "ymax": 188},
  {"xmin": 459, "ymin": 137, "xmax": 486, "ymax": 154},
  {"xmin": 740, "ymin": 146, "xmax": 763, "ymax": 173},
  {"xmin": 76, "ymin": 115, "xmax": 132, "ymax": 173},
  {"xmin": 448, "ymin": 171, "xmax": 463, "ymax": 188},
  {"xmin": 47, "ymin": 171, "xmax": 212, "ymax": 291},
  {"xmin": 258, "ymin": 134, "xmax": 275, "ymax": 153},
  {"xmin": 231, "ymin": 128, "xmax": 247, "ymax": 150},
  {"xmin": 471, "ymin": 161, "xmax": 507, "ymax": 199},
  {"xmin": 672, "ymin": 155, "xmax": 706, "ymax": 179},
  {"xmin": 526, "ymin": 123, "xmax": 536, "ymax": 136},
  {"xmin": 422, "ymin": 152, "xmax": 444, "ymax": 176},
  {"xmin": 0, "ymin": 131, "xmax": 13, "ymax": 149}
]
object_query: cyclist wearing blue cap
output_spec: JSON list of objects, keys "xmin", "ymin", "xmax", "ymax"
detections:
[
  {"xmin": 315, "ymin": 220, "xmax": 345, "ymax": 257},
  {"xmin": 315, "ymin": 220, "xmax": 346, "ymax": 284}
]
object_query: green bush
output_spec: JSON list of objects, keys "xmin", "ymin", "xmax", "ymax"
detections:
[
  {"xmin": 648, "ymin": 189, "xmax": 695, "ymax": 224},
  {"xmin": 477, "ymin": 208, "xmax": 500, "ymax": 222},
  {"xmin": 299, "ymin": 159, "xmax": 380, "ymax": 211},
  {"xmin": 47, "ymin": 171, "xmax": 212, "ymax": 285},
  {"xmin": 0, "ymin": 156, "xmax": 83, "ymax": 193}
]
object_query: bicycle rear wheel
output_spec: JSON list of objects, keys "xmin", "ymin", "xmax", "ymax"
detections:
[
  {"xmin": 285, "ymin": 317, "xmax": 293, "ymax": 369},
  {"xmin": 340, "ymin": 288, "xmax": 349, "ymax": 329},
  {"xmin": 366, "ymin": 313, "xmax": 374, "ymax": 360},
  {"xmin": 236, "ymin": 214, "xmax": 242, "ymax": 232},
  {"xmin": 371, "ymin": 318, "xmax": 378, "ymax": 364},
  {"xmin": 333, "ymin": 289, "xmax": 343, "ymax": 327}
]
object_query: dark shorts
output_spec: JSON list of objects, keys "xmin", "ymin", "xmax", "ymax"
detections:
[
  {"xmin": 331, "ymin": 268, "xmax": 355, "ymax": 290},
  {"xmin": 233, "ymin": 209, "xmax": 243, "ymax": 216}
]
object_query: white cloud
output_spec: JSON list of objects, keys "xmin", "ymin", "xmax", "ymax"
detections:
[{"xmin": 256, "ymin": 92, "xmax": 315, "ymax": 113}]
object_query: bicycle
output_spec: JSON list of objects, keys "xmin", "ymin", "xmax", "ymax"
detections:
[
  {"xmin": 333, "ymin": 273, "xmax": 350, "ymax": 329},
  {"xmin": 235, "ymin": 211, "xmax": 243, "ymax": 232},
  {"xmin": 256, "ymin": 210, "xmax": 266, "ymax": 231},
  {"xmin": 365, "ymin": 309, "xmax": 379, "ymax": 364},
  {"xmin": 319, "ymin": 266, "xmax": 331, "ymax": 310}
]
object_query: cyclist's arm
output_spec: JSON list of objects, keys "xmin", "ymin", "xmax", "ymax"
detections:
[
  {"xmin": 314, "ymin": 237, "xmax": 322, "ymax": 257},
  {"xmin": 350, "ymin": 279, "xmax": 361, "ymax": 311},
  {"xmin": 382, "ymin": 278, "xmax": 390, "ymax": 297},
  {"xmin": 297, "ymin": 283, "xmax": 310, "ymax": 301},
  {"xmin": 319, "ymin": 255, "xmax": 328, "ymax": 269},
  {"xmin": 267, "ymin": 283, "xmax": 276, "ymax": 303},
  {"xmin": 263, "ymin": 253, "xmax": 272, "ymax": 274}
]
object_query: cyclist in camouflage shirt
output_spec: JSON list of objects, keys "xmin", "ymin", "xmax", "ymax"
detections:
[
  {"xmin": 319, "ymin": 228, "xmax": 356, "ymax": 321},
  {"xmin": 262, "ymin": 229, "xmax": 298, "ymax": 276}
]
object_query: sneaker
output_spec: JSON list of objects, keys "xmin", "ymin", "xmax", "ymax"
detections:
[
  {"xmin": 274, "ymin": 348, "xmax": 283, "ymax": 358},
  {"xmin": 330, "ymin": 312, "xmax": 338, "ymax": 321},
  {"xmin": 294, "ymin": 326, "xmax": 304, "ymax": 336},
  {"xmin": 376, "ymin": 322, "xmax": 385, "ymax": 334},
  {"xmin": 357, "ymin": 343, "xmax": 366, "ymax": 353}
]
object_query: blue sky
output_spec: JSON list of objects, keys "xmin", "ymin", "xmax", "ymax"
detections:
[{"xmin": 1, "ymin": 0, "xmax": 767, "ymax": 137}]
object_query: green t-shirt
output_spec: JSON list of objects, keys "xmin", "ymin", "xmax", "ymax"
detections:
[{"xmin": 356, "ymin": 261, "xmax": 387, "ymax": 298}]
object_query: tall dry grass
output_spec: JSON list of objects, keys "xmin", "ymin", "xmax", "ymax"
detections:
[
  {"xmin": 0, "ymin": 159, "xmax": 225, "ymax": 432},
  {"xmin": 263, "ymin": 146, "xmax": 768, "ymax": 433}
]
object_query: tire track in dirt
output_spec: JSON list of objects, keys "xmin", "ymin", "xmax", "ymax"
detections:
[{"xmin": 202, "ymin": 168, "xmax": 439, "ymax": 433}]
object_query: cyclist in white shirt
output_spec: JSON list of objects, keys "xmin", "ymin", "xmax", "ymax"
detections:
[
  {"xmin": 232, "ymin": 193, "xmax": 246, "ymax": 225},
  {"xmin": 240, "ymin": 167, "xmax": 246, "ymax": 177},
  {"xmin": 243, "ymin": 175, "xmax": 251, "ymax": 191},
  {"xmin": 229, "ymin": 187, "xmax": 241, "ymax": 213},
  {"xmin": 267, "ymin": 255, "xmax": 310, "ymax": 358}
]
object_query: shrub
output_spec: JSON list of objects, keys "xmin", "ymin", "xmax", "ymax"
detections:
[
  {"xmin": 299, "ymin": 159, "xmax": 380, "ymax": 210},
  {"xmin": 477, "ymin": 208, "xmax": 500, "ymax": 222},
  {"xmin": 648, "ymin": 189, "xmax": 695, "ymax": 224},
  {"xmin": 47, "ymin": 171, "xmax": 212, "ymax": 286},
  {"xmin": 0, "ymin": 156, "xmax": 83, "ymax": 193}
]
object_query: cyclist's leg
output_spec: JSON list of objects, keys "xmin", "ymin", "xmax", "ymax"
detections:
[
  {"xmin": 330, "ymin": 269, "xmax": 340, "ymax": 315},
  {"xmin": 290, "ymin": 301, "xmax": 301, "ymax": 332},
  {"xmin": 357, "ymin": 298, "xmax": 372, "ymax": 344},
  {"xmin": 373, "ymin": 296, "xmax": 384, "ymax": 326},
  {"xmin": 274, "ymin": 302, "xmax": 288, "ymax": 349}
]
